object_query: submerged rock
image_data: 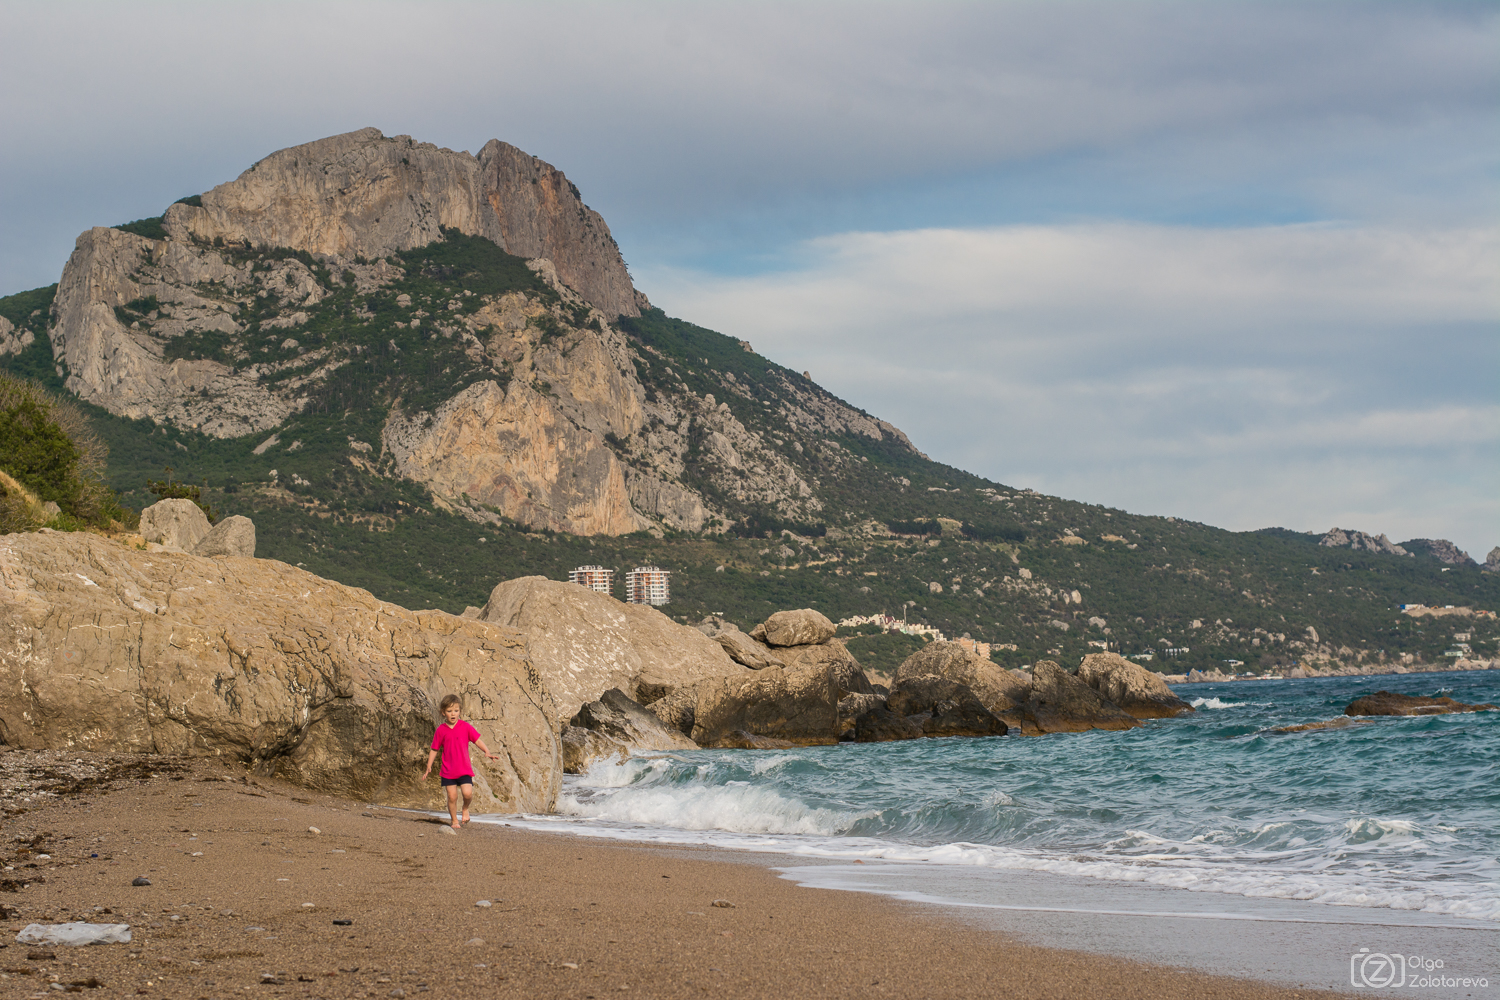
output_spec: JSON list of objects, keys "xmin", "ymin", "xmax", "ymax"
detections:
[{"xmin": 1344, "ymin": 690, "xmax": 1497, "ymax": 717}]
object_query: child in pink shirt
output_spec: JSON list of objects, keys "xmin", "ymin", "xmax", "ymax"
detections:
[{"xmin": 422, "ymin": 694, "xmax": 499, "ymax": 829}]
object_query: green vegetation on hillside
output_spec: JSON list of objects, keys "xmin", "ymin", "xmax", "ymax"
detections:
[{"xmin": 2, "ymin": 229, "xmax": 1495, "ymax": 674}]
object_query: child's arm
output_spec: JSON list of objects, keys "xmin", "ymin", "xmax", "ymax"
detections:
[
  {"xmin": 473, "ymin": 736, "xmax": 500, "ymax": 762},
  {"xmin": 422, "ymin": 748, "xmax": 438, "ymax": 778}
]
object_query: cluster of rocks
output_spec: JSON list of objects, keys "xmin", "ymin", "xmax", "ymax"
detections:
[{"xmin": 0, "ymin": 513, "xmax": 1191, "ymax": 814}]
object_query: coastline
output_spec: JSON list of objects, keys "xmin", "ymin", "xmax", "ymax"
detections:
[{"xmin": 1, "ymin": 749, "xmax": 1362, "ymax": 1000}]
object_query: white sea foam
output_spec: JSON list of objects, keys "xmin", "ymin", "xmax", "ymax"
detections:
[{"xmin": 1191, "ymin": 697, "xmax": 1242, "ymax": 709}]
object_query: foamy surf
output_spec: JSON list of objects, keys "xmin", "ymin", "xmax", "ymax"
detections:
[{"xmin": 485, "ymin": 671, "xmax": 1500, "ymax": 925}]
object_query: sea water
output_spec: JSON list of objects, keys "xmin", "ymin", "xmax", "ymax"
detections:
[{"xmin": 493, "ymin": 671, "xmax": 1500, "ymax": 991}]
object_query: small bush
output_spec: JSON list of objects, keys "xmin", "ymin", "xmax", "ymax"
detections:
[
  {"xmin": 145, "ymin": 467, "xmax": 218, "ymax": 523},
  {"xmin": 0, "ymin": 373, "xmax": 128, "ymax": 528},
  {"xmin": 115, "ymin": 216, "xmax": 167, "ymax": 240}
]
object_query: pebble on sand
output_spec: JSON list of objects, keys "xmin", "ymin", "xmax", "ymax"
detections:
[
  {"xmin": 131, "ymin": 877, "xmax": 151, "ymax": 887},
  {"xmin": 711, "ymin": 899, "xmax": 735, "ymax": 908},
  {"xmin": 475, "ymin": 900, "xmax": 492, "ymax": 908},
  {"xmin": 466, "ymin": 937, "xmax": 485, "ymax": 946},
  {"xmin": 308, "ymin": 826, "xmax": 321, "ymax": 835}
]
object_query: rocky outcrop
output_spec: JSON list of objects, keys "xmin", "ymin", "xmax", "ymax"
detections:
[
  {"xmin": 837, "ymin": 692, "xmax": 884, "ymax": 737},
  {"xmin": 894, "ymin": 640, "xmax": 1033, "ymax": 727},
  {"xmin": 192, "ymin": 514, "xmax": 256, "ymax": 559},
  {"xmin": 475, "ymin": 141, "xmax": 641, "ymax": 318},
  {"xmin": 0, "ymin": 531, "xmax": 559, "ymax": 813},
  {"xmin": 751, "ymin": 608, "xmax": 836, "ymax": 647},
  {"xmin": 1026, "ymin": 661, "xmax": 1139, "ymax": 733},
  {"xmin": 163, "ymin": 129, "xmax": 639, "ymax": 319},
  {"xmin": 885, "ymin": 676, "xmax": 1008, "ymax": 738},
  {"xmin": 139, "ymin": 498, "xmax": 211, "ymax": 551},
  {"xmin": 1076, "ymin": 653, "xmax": 1193, "ymax": 719},
  {"xmin": 777, "ymin": 639, "xmax": 872, "ymax": 698},
  {"xmin": 570, "ymin": 687, "xmax": 698, "ymax": 754},
  {"xmin": 478, "ymin": 576, "xmax": 745, "ymax": 724},
  {"xmin": 1319, "ymin": 527, "xmax": 1410, "ymax": 557},
  {"xmin": 1344, "ymin": 691, "xmax": 1497, "ymax": 717},
  {"xmin": 694, "ymin": 617, "xmax": 784, "ymax": 670},
  {"xmin": 1400, "ymin": 538, "xmax": 1477, "ymax": 567},
  {"xmin": 687, "ymin": 663, "xmax": 840, "ymax": 747}
]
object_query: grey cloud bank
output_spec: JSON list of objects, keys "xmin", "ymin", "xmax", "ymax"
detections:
[{"xmin": 1, "ymin": 1, "xmax": 1494, "ymax": 555}]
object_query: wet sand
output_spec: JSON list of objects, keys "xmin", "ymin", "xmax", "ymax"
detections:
[{"xmin": 0, "ymin": 749, "xmax": 1356, "ymax": 999}]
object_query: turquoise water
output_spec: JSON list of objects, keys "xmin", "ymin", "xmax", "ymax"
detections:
[{"xmin": 507, "ymin": 671, "xmax": 1500, "ymax": 924}]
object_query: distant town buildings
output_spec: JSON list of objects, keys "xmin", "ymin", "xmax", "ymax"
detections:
[
  {"xmin": 625, "ymin": 566, "xmax": 670, "ymax": 606},
  {"xmin": 568, "ymin": 565, "xmax": 615, "ymax": 595}
]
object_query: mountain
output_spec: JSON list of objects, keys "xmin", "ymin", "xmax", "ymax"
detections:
[{"xmin": 2, "ymin": 128, "xmax": 1496, "ymax": 676}]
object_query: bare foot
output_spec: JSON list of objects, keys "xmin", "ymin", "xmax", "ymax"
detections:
[
  {"xmin": 450, "ymin": 822, "xmax": 462, "ymax": 830},
  {"xmin": 461, "ymin": 814, "xmax": 471, "ymax": 826}
]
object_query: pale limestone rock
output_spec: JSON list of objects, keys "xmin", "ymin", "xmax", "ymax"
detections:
[
  {"xmin": 0, "ymin": 531, "xmax": 559, "ymax": 812},
  {"xmin": 751, "ymin": 608, "xmax": 836, "ymax": 648},
  {"xmin": 139, "ymin": 498, "xmax": 211, "ymax": 552},
  {"xmin": 695, "ymin": 616, "xmax": 784, "ymax": 670},
  {"xmin": 1027, "ymin": 661, "xmax": 1139, "ymax": 734},
  {"xmin": 192, "ymin": 514, "xmax": 256, "ymax": 559},
  {"xmin": 1077, "ymin": 652, "xmax": 1193, "ymax": 719},
  {"xmin": 776, "ymin": 639, "xmax": 872, "ymax": 697},
  {"xmin": 688, "ymin": 663, "xmax": 840, "ymax": 747},
  {"xmin": 478, "ymin": 576, "xmax": 746, "ymax": 725},
  {"xmin": 894, "ymin": 640, "xmax": 1032, "ymax": 725},
  {"xmin": 560, "ymin": 724, "xmax": 628, "ymax": 774}
]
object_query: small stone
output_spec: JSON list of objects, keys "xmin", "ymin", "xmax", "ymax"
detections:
[
  {"xmin": 308, "ymin": 827, "xmax": 321, "ymax": 835},
  {"xmin": 465, "ymin": 937, "xmax": 484, "ymax": 947},
  {"xmin": 474, "ymin": 900, "xmax": 492, "ymax": 908},
  {"xmin": 245, "ymin": 926, "xmax": 265, "ymax": 933},
  {"xmin": 439, "ymin": 826, "xmax": 458, "ymax": 837},
  {"xmin": 332, "ymin": 919, "xmax": 353, "ymax": 926},
  {"xmin": 301, "ymin": 903, "xmax": 315, "ymax": 909},
  {"xmin": 390, "ymin": 991, "xmax": 406, "ymax": 998},
  {"xmin": 131, "ymin": 877, "xmax": 151, "ymax": 887},
  {"xmin": 559, "ymin": 962, "xmax": 579, "ymax": 970},
  {"xmin": 711, "ymin": 899, "xmax": 734, "ymax": 908}
]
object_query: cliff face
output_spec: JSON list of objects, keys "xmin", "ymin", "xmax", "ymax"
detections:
[{"xmin": 36, "ymin": 128, "xmax": 926, "ymax": 537}]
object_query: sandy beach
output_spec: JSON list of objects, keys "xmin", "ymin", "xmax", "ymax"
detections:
[{"xmin": 0, "ymin": 749, "xmax": 1363, "ymax": 1000}]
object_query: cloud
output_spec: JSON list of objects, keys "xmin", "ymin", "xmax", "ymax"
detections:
[{"xmin": 640, "ymin": 221, "xmax": 1500, "ymax": 556}]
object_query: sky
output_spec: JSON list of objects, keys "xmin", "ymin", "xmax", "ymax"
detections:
[{"xmin": 2, "ymin": 1, "xmax": 1495, "ymax": 557}]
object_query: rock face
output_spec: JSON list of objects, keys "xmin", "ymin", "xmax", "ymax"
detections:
[
  {"xmin": 885, "ymin": 676, "xmax": 1008, "ymax": 738},
  {"xmin": 139, "ymin": 499, "xmax": 211, "ymax": 551},
  {"xmin": 192, "ymin": 514, "xmax": 256, "ymax": 559},
  {"xmin": 1400, "ymin": 538, "xmax": 1476, "ymax": 567},
  {"xmin": 560, "ymin": 725, "xmax": 627, "ymax": 774},
  {"xmin": 894, "ymin": 641, "xmax": 1031, "ymax": 723},
  {"xmin": 163, "ymin": 128, "xmax": 640, "ymax": 319},
  {"xmin": 695, "ymin": 617, "xmax": 784, "ymax": 669},
  {"xmin": 1345, "ymin": 691, "xmax": 1497, "ymax": 716},
  {"xmin": 687, "ymin": 663, "xmax": 840, "ymax": 747},
  {"xmin": 478, "ymin": 576, "xmax": 745, "ymax": 724},
  {"xmin": 1026, "ymin": 661, "xmax": 1140, "ymax": 733},
  {"xmin": 1486, "ymin": 547, "xmax": 1500, "ymax": 574},
  {"xmin": 853, "ymin": 707, "xmax": 924, "ymax": 742},
  {"xmin": 1319, "ymin": 527, "xmax": 1410, "ymax": 557},
  {"xmin": 0, "ymin": 531, "xmax": 559, "ymax": 813},
  {"xmin": 1076, "ymin": 653, "xmax": 1193, "ymax": 719},
  {"xmin": 751, "ymin": 609, "xmax": 836, "ymax": 648},
  {"xmin": 570, "ymin": 687, "xmax": 698, "ymax": 754},
  {"xmin": 41, "ymin": 128, "xmax": 927, "ymax": 538},
  {"xmin": 777, "ymin": 639, "xmax": 872, "ymax": 698}
]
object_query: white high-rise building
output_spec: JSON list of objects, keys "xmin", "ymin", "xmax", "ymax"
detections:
[
  {"xmin": 624, "ymin": 565, "xmax": 670, "ymax": 606},
  {"xmin": 568, "ymin": 565, "xmax": 615, "ymax": 595}
]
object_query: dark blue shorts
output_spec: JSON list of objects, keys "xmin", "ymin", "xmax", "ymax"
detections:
[{"xmin": 440, "ymin": 775, "xmax": 474, "ymax": 787}]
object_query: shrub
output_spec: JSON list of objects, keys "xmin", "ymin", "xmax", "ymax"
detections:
[
  {"xmin": 0, "ymin": 373, "xmax": 128, "ymax": 528},
  {"xmin": 145, "ymin": 467, "xmax": 218, "ymax": 523}
]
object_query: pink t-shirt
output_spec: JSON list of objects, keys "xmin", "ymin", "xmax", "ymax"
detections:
[{"xmin": 430, "ymin": 720, "xmax": 481, "ymax": 779}]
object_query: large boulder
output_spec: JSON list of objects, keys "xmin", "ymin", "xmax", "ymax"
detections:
[
  {"xmin": 139, "ymin": 498, "xmax": 211, "ymax": 551},
  {"xmin": 1026, "ymin": 661, "xmax": 1139, "ymax": 733},
  {"xmin": 695, "ymin": 616, "xmax": 784, "ymax": 669},
  {"xmin": 192, "ymin": 514, "xmax": 257, "ymax": 559},
  {"xmin": 1345, "ymin": 691, "xmax": 1497, "ymax": 717},
  {"xmin": 777, "ymin": 639, "xmax": 873, "ymax": 697},
  {"xmin": 0, "ymin": 530, "xmax": 559, "ymax": 813},
  {"xmin": 688, "ymin": 663, "xmax": 840, "ymax": 747},
  {"xmin": 887, "ymin": 675, "xmax": 1008, "ymax": 738},
  {"xmin": 750, "ymin": 608, "xmax": 836, "ymax": 648},
  {"xmin": 895, "ymin": 641, "xmax": 1033, "ymax": 728},
  {"xmin": 1076, "ymin": 652, "xmax": 1193, "ymax": 719},
  {"xmin": 479, "ymin": 576, "xmax": 746, "ymax": 724},
  {"xmin": 837, "ymin": 692, "xmax": 884, "ymax": 738},
  {"xmin": 570, "ymin": 688, "xmax": 698, "ymax": 754}
]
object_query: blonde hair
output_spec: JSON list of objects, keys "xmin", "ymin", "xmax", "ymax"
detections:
[{"xmin": 438, "ymin": 693, "xmax": 461, "ymax": 712}]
